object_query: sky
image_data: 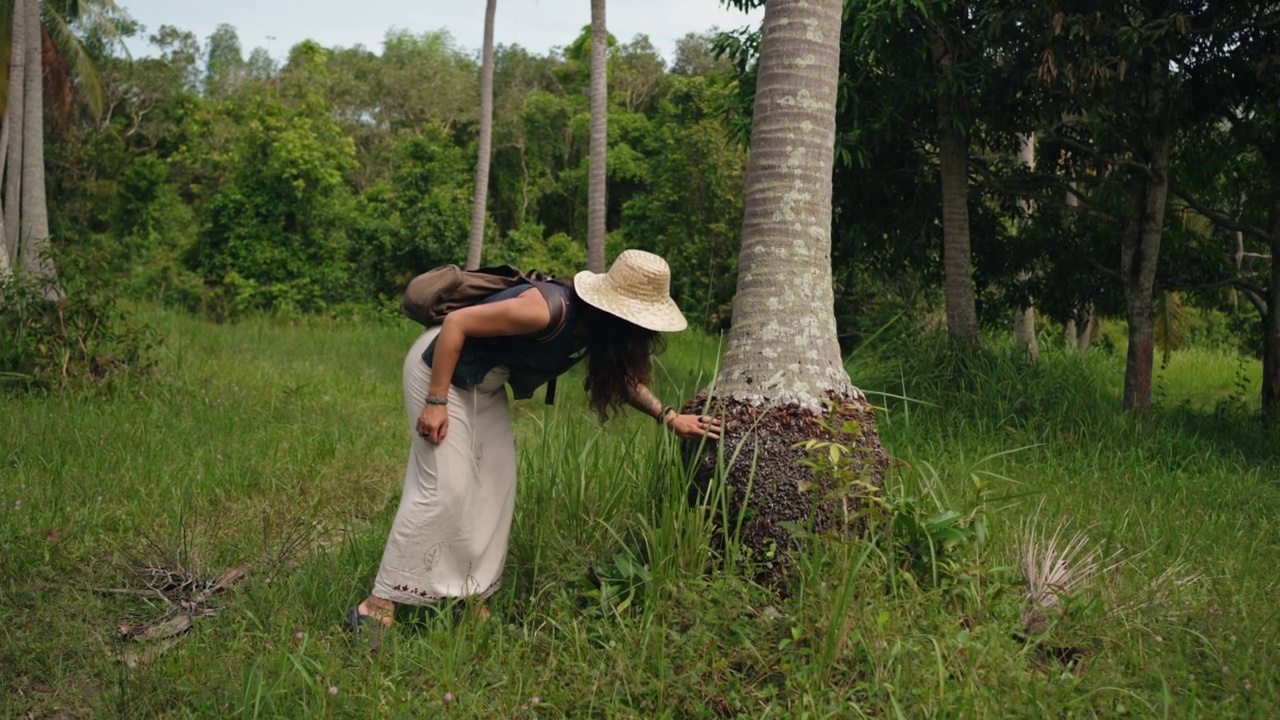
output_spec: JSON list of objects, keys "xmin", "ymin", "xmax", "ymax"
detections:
[{"xmin": 117, "ymin": 0, "xmax": 763, "ymax": 62}]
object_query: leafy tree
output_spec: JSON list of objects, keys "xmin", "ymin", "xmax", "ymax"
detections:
[{"xmin": 621, "ymin": 75, "xmax": 745, "ymax": 327}]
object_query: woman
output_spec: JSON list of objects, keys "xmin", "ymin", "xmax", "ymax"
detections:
[{"xmin": 349, "ymin": 250, "xmax": 721, "ymax": 640}]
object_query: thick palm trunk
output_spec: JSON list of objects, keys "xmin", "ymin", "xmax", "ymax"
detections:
[
  {"xmin": 19, "ymin": 0, "xmax": 57, "ymax": 298},
  {"xmin": 585, "ymin": 0, "xmax": 607, "ymax": 273},
  {"xmin": 464, "ymin": 0, "xmax": 497, "ymax": 271},
  {"xmin": 693, "ymin": 0, "xmax": 887, "ymax": 575},
  {"xmin": 715, "ymin": 0, "xmax": 851, "ymax": 406},
  {"xmin": 5, "ymin": 0, "xmax": 25, "ymax": 260}
]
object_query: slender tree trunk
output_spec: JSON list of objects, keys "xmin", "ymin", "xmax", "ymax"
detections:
[
  {"xmin": 1262, "ymin": 165, "xmax": 1280, "ymax": 420},
  {"xmin": 1120, "ymin": 140, "xmax": 1171, "ymax": 413},
  {"xmin": 19, "ymin": 0, "xmax": 58, "ymax": 298},
  {"xmin": 0, "ymin": 94, "xmax": 9, "ymax": 274},
  {"xmin": 937, "ymin": 123, "xmax": 978, "ymax": 344},
  {"xmin": 1120, "ymin": 62, "xmax": 1171, "ymax": 414},
  {"xmin": 464, "ymin": 0, "xmax": 497, "ymax": 271},
  {"xmin": 586, "ymin": 0, "xmax": 608, "ymax": 273},
  {"xmin": 930, "ymin": 30, "xmax": 977, "ymax": 345},
  {"xmin": 1013, "ymin": 134, "xmax": 1039, "ymax": 363},
  {"xmin": 5, "ymin": 0, "xmax": 25, "ymax": 260}
]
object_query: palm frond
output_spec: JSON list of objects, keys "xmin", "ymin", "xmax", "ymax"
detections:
[
  {"xmin": 42, "ymin": 1, "xmax": 102, "ymax": 116},
  {"xmin": 1154, "ymin": 291, "xmax": 1188, "ymax": 366}
]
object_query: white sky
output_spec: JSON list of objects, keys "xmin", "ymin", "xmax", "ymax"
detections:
[{"xmin": 117, "ymin": 0, "xmax": 762, "ymax": 61}]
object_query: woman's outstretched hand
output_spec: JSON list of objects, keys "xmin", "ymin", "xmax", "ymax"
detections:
[
  {"xmin": 668, "ymin": 413, "xmax": 722, "ymax": 441},
  {"xmin": 417, "ymin": 403, "xmax": 449, "ymax": 444}
]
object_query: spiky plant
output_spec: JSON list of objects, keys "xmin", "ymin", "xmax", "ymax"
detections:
[{"xmin": 1018, "ymin": 520, "xmax": 1122, "ymax": 636}]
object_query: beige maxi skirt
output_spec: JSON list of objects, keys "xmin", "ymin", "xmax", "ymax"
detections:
[{"xmin": 373, "ymin": 327, "xmax": 516, "ymax": 605}]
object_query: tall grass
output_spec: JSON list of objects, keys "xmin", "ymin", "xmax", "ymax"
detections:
[{"xmin": 1, "ymin": 310, "xmax": 1276, "ymax": 717}]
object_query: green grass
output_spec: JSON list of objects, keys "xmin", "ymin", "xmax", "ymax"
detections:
[{"xmin": 2, "ymin": 310, "xmax": 1277, "ymax": 718}]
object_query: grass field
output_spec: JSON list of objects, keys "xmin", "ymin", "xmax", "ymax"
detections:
[{"xmin": 2, "ymin": 309, "xmax": 1277, "ymax": 718}]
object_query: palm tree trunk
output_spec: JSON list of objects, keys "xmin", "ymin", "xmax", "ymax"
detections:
[
  {"xmin": 5, "ymin": 0, "xmax": 25, "ymax": 261},
  {"xmin": 586, "ymin": 0, "xmax": 607, "ymax": 274},
  {"xmin": 931, "ymin": 30, "xmax": 978, "ymax": 346},
  {"xmin": 715, "ymin": 0, "xmax": 853, "ymax": 406},
  {"xmin": 464, "ymin": 0, "xmax": 497, "ymax": 271},
  {"xmin": 19, "ymin": 0, "xmax": 58, "ymax": 298},
  {"xmin": 691, "ymin": 0, "xmax": 886, "ymax": 574}
]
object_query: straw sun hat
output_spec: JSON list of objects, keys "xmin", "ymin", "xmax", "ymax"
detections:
[{"xmin": 574, "ymin": 250, "xmax": 688, "ymax": 333}]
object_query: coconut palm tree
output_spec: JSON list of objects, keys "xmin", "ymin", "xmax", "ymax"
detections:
[
  {"xmin": 464, "ymin": 0, "xmax": 497, "ymax": 271},
  {"xmin": 585, "ymin": 0, "xmax": 607, "ymax": 273},
  {"xmin": 689, "ymin": 0, "xmax": 887, "ymax": 568},
  {"xmin": 1, "ymin": 0, "xmax": 121, "ymax": 294}
]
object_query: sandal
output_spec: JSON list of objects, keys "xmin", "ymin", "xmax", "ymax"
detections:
[{"xmin": 346, "ymin": 606, "xmax": 385, "ymax": 651}]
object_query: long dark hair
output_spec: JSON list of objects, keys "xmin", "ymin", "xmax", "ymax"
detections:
[{"xmin": 581, "ymin": 303, "xmax": 666, "ymax": 422}]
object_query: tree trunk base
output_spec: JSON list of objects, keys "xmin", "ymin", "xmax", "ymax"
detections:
[{"xmin": 681, "ymin": 393, "xmax": 888, "ymax": 582}]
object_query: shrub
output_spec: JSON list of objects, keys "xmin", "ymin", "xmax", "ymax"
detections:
[{"xmin": 0, "ymin": 273, "xmax": 159, "ymax": 391}]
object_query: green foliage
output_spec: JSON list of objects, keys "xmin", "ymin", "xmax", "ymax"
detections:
[
  {"xmin": 0, "ymin": 272, "xmax": 158, "ymax": 390},
  {"xmin": 353, "ymin": 126, "xmax": 476, "ymax": 298},
  {"xmin": 186, "ymin": 96, "xmax": 359, "ymax": 316},
  {"xmin": 621, "ymin": 76, "xmax": 745, "ymax": 328}
]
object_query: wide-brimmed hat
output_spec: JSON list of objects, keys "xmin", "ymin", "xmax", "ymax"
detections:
[{"xmin": 574, "ymin": 250, "xmax": 688, "ymax": 332}]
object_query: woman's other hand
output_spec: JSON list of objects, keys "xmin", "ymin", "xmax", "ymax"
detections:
[
  {"xmin": 417, "ymin": 403, "xmax": 449, "ymax": 444},
  {"xmin": 667, "ymin": 413, "xmax": 722, "ymax": 441}
]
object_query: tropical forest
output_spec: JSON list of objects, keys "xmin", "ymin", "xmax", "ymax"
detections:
[{"xmin": 2, "ymin": 0, "xmax": 1279, "ymax": 716}]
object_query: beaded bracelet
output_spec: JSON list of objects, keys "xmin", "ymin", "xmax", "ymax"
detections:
[
  {"xmin": 657, "ymin": 405, "xmax": 674, "ymax": 426},
  {"xmin": 425, "ymin": 396, "xmax": 449, "ymax": 406}
]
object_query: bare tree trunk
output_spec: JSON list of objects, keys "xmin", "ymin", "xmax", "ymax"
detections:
[
  {"xmin": 930, "ymin": 30, "xmax": 978, "ymax": 346},
  {"xmin": 464, "ymin": 0, "xmax": 497, "ymax": 271},
  {"xmin": 1121, "ymin": 140, "xmax": 1171, "ymax": 413},
  {"xmin": 692, "ymin": 0, "xmax": 886, "ymax": 577},
  {"xmin": 1077, "ymin": 313, "xmax": 1093, "ymax": 354},
  {"xmin": 586, "ymin": 0, "xmax": 608, "ymax": 273},
  {"xmin": 19, "ymin": 0, "xmax": 58, "ymax": 298},
  {"xmin": 1263, "ymin": 168, "xmax": 1280, "ymax": 420},
  {"xmin": 1013, "ymin": 133, "xmax": 1039, "ymax": 363},
  {"xmin": 1120, "ymin": 62, "xmax": 1172, "ymax": 414},
  {"xmin": 0, "ymin": 91, "xmax": 9, "ymax": 275},
  {"xmin": 5, "ymin": 0, "xmax": 25, "ymax": 261},
  {"xmin": 715, "ymin": 0, "xmax": 852, "ymax": 406}
]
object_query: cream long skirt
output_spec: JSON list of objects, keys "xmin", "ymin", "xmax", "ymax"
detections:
[{"xmin": 372, "ymin": 327, "xmax": 517, "ymax": 605}]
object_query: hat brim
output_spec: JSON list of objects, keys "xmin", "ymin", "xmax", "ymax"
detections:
[{"xmin": 574, "ymin": 270, "xmax": 688, "ymax": 333}]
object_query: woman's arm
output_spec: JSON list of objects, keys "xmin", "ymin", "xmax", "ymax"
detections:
[
  {"xmin": 418, "ymin": 288, "xmax": 552, "ymax": 443},
  {"xmin": 625, "ymin": 382, "xmax": 722, "ymax": 441}
]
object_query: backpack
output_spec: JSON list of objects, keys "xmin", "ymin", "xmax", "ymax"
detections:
[{"xmin": 401, "ymin": 264, "xmax": 571, "ymax": 403}]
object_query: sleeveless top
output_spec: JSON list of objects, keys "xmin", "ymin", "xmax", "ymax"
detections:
[{"xmin": 421, "ymin": 281, "xmax": 584, "ymax": 400}]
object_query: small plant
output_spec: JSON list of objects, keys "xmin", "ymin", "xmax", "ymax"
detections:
[{"xmin": 1, "ymin": 272, "xmax": 159, "ymax": 391}]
